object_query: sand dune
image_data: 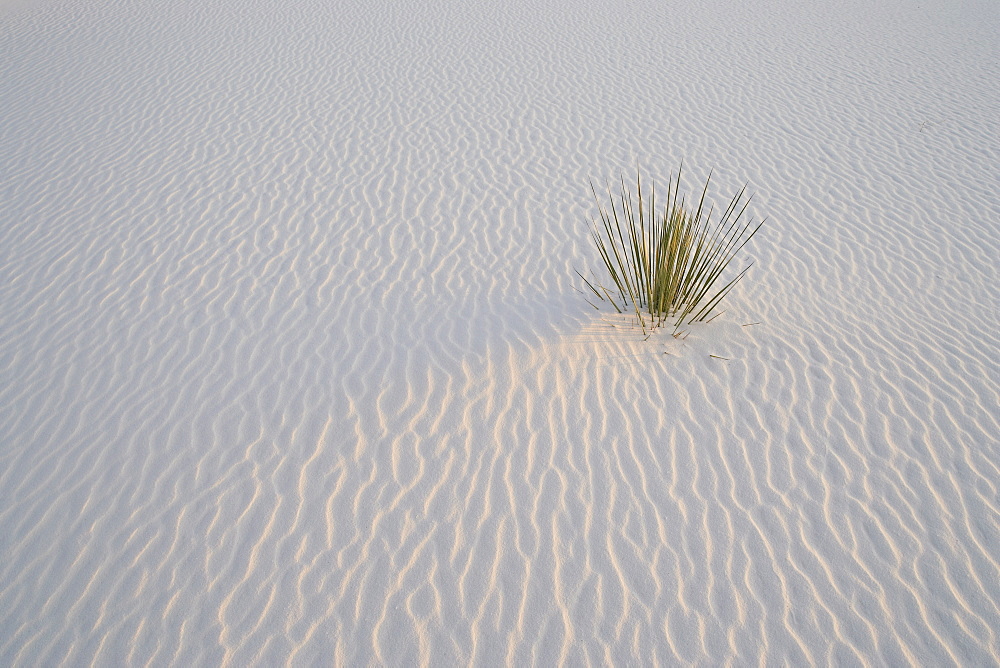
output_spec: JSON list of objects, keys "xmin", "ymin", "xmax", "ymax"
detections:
[{"xmin": 2, "ymin": 0, "xmax": 998, "ymax": 664}]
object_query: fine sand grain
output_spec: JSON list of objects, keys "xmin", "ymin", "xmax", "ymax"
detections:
[{"xmin": 2, "ymin": 0, "xmax": 998, "ymax": 664}]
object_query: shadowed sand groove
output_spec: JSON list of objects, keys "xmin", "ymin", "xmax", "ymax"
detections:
[{"xmin": 2, "ymin": 0, "xmax": 999, "ymax": 664}]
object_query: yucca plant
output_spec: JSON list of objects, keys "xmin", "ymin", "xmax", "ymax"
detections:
[{"xmin": 578, "ymin": 165, "xmax": 763, "ymax": 335}]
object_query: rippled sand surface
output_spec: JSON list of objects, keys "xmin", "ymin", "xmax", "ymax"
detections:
[{"xmin": 2, "ymin": 0, "xmax": 998, "ymax": 664}]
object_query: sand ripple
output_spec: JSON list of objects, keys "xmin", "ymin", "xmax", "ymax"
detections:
[{"xmin": 2, "ymin": 0, "xmax": 998, "ymax": 664}]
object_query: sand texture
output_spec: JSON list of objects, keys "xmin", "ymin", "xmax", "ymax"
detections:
[{"xmin": 2, "ymin": 0, "xmax": 998, "ymax": 664}]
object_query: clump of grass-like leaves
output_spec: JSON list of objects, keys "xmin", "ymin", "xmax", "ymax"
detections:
[{"xmin": 578, "ymin": 165, "xmax": 763, "ymax": 335}]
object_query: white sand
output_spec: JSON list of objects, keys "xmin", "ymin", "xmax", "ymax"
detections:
[{"xmin": 2, "ymin": 0, "xmax": 998, "ymax": 664}]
